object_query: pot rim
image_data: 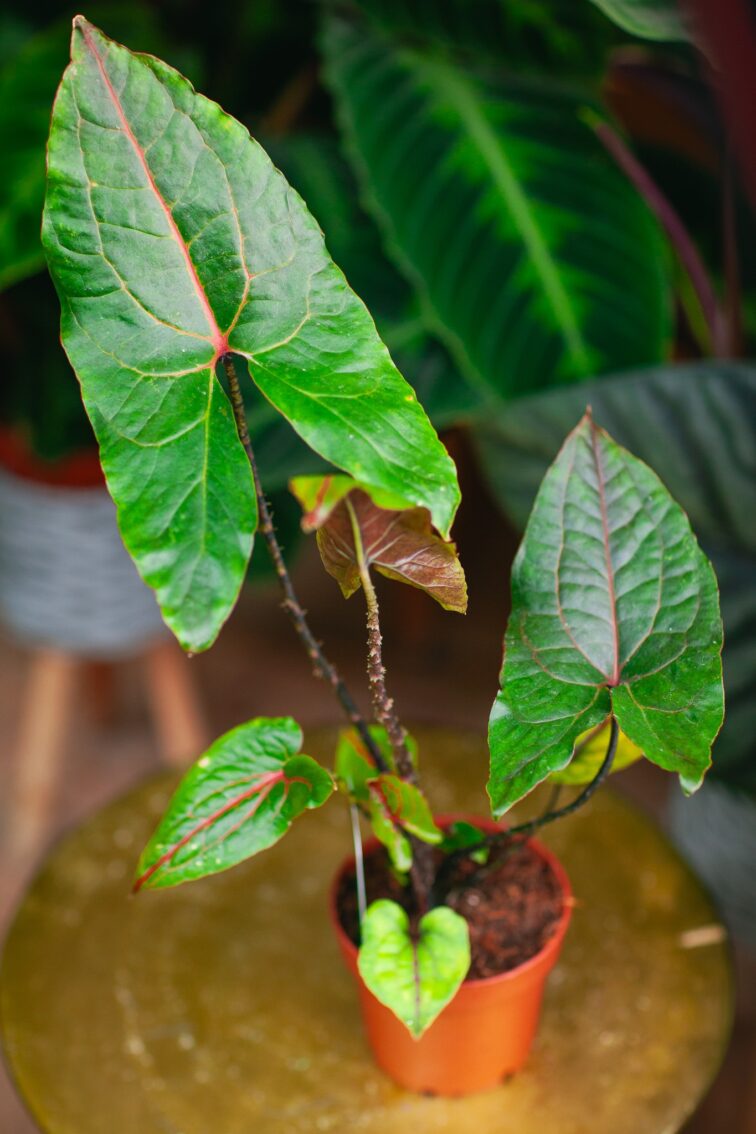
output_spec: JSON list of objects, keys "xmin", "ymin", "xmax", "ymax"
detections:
[{"xmin": 329, "ymin": 811, "xmax": 573, "ymax": 989}]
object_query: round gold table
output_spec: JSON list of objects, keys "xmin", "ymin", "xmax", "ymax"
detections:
[{"xmin": 0, "ymin": 729, "xmax": 733, "ymax": 1133}]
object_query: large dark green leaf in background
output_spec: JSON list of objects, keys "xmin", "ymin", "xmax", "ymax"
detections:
[
  {"xmin": 42, "ymin": 19, "xmax": 460, "ymax": 652},
  {"xmin": 268, "ymin": 133, "xmax": 483, "ymax": 429},
  {"xmin": 475, "ymin": 361, "xmax": 756, "ymax": 788},
  {"xmin": 322, "ymin": 17, "xmax": 671, "ymax": 401},
  {"xmin": 488, "ymin": 411, "xmax": 724, "ymax": 815},
  {"xmin": 0, "ymin": 5, "xmax": 164, "ymax": 292}
]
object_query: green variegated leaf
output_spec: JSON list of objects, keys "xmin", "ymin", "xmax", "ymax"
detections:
[
  {"xmin": 42, "ymin": 19, "xmax": 460, "ymax": 652},
  {"xmin": 135, "ymin": 717, "xmax": 332, "ymax": 891},
  {"xmin": 358, "ymin": 900, "xmax": 470, "ymax": 1037},
  {"xmin": 488, "ymin": 411, "xmax": 724, "ymax": 815},
  {"xmin": 322, "ymin": 17, "xmax": 670, "ymax": 401},
  {"xmin": 370, "ymin": 775, "xmax": 442, "ymax": 844}
]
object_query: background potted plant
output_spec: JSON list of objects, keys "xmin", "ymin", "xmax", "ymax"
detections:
[{"xmin": 39, "ymin": 17, "xmax": 725, "ymax": 1097}]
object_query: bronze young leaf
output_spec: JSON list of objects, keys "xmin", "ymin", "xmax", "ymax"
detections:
[{"xmin": 294, "ymin": 478, "xmax": 467, "ymax": 613}]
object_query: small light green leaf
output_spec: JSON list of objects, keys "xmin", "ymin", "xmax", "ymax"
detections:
[
  {"xmin": 488, "ymin": 411, "xmax": 724, "ymax": 815},
  {"xmin": 358, "ymin": 900, "xmax": 470, "ymax": 1037},
  {"xmin": 334, "ymin": 728, "xmax": 430, "ymax": 873},
  {"xmin": 370, "ymin": 775, "xmax": 442, "ymax": 845},
  {"xmin": 440, "ymin": 820, "xmax": 490, "ymax": 865},
  {"xmin": 550, "ymin": 720, "xmax": 643, "ymax": 786},
  {"xmin": 43, "ymin": 18, "xmax": 460, "ymax": 652},
  {"xmin": 135, "ymin": 717, "xmax": 332, "ymax": 891},
  {"xmin": 334, "ymin": 725, "xmax": 418, "ymax": 793}
]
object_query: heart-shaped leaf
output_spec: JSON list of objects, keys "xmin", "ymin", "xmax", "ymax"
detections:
[
  {"xmin": 135, "ymin": 717, "xmax": 332, "ymax": 891},
  {"xmin": 42, "ymin": 19, "xmax": 460, "ymax": 652},
  {"xmin": 549, "ymin": 719, "xmax": 643, "ymax": 786},
  {"xmin": 473, "ymin": 361, "xmax": 755, "ymax": 785},
  {"xmin": 298, "ymin": 480, "xmax": 467, "ymax": 612},
  {"xmin": 322, "ymin": 17, "xmax": 670, "ymax": 401},
  {"xmin": 335, "ymin": 725, "xmax": 418, "ymax": 792},
  {"xmin": 358, "ymin": 900, "xmax": 470, "ymax": 1037},
  {"xmin": 488, "ymin": 411, "xmax": 724, "ymax": 815}
]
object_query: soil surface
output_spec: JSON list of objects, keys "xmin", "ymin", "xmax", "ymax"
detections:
[{"xmin": 337, "ymin": 839, "xmax": 565, "ymax": 980}]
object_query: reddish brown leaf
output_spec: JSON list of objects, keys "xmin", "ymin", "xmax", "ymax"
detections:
[{"xmin": 316, "ymin": 489, "xmax": 467, "ymax": 612}]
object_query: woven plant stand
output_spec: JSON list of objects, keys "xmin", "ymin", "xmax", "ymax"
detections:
[{"xmin": 0, "ymin": 468, "xmax": 207, "ymax": 861}]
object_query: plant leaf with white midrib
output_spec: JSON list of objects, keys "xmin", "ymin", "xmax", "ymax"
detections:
[{"xmin": 322, "ymin": 17, "xmax": 671, "ymax": 402}]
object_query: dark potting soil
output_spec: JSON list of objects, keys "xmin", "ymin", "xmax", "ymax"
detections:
[{"xmin": 337, "ymin": 840, "xmax": 565, "ymax": 980}]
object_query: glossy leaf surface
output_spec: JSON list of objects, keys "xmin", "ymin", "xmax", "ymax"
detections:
[
  {"xmin": 488, "ymin": 412, "xmax": 724, "ymax": 815},
  {"xmin": 474, "ymin": 362, "xmax": 755, "ymax": 785},
  {"xmin": 334, "ymin": 727, "xmax": 433, "ymax": 873},
  {"xmin": 302, "ymin": 480, "xmax": 467, "ymax": 612},
  {"xmin": 358, "ymin": 900, "xmax": 470, "ymax": 1037},
  {"xmin": 43, "ymin": 19, "xmax": 460, "ymax": 651},
  {"xmin": 135, "ymin": 717, "xmax": 332, "ymax": 891},
  {"xmin": 549, "ymin": 719, "xmax": 643, "ymax": 786},
  {"xmin": 322, "ymin": 17, "xmax": 670, "ymax": 400}
]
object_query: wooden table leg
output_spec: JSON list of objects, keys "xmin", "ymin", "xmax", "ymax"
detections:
[
  {"xmin": 4, "ymin": 649, "xmax": 78, "ymax": 862},
  {"xmin": 143, "ymin": 639, "xmax": 208, "ymax": 769}
]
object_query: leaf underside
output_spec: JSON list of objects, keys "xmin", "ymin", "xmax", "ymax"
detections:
[
  {"xmin": 310, "ymin": 483, "xmax": 468, "ymax": 612},
  {"xmin": 322, "ymin": 17, "xmax": 670, "ymax": 403},
  {"xmin": 358, "ymin": 899, "xmax": 471, "ymax": 1037},
  {"xmin": 488, "ymin": 411, "xmax": 724, "ymax": 815},
  {"xmin": 42, "ymin": 18, "xmax": 459, "ymax": 651},
  {"xmin": 135, "ymin": 716, "xmax": 332, "ymax": 890}
]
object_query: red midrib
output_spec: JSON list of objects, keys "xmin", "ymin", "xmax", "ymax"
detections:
[
  {"xmin": 590, "ymin": 418, "xmax": 621, "ymax": 686},
  {"xmin": 79, "ymin": 21, "xmax": 228, "ymax": 359},
  {"xmin": 133, "ymin": 770, "xmax": 284, "ymax": 892}
]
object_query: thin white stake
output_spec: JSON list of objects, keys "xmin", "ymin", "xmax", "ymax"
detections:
[{"xmin": 350, "ymin": 804, "xmax": 367, "ymax": 927}]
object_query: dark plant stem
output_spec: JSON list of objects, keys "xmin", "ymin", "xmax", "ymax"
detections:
[
  {"xmin": 590, "ymin": 116, "xmax": 726, "ymax": 355},
  {"xmin": 345, "ymin": 500, "xmax": 434, "ymax": 913},
  {"xmin": 346, "ymin": 500, "xmax": 415, "ymax": 782},
  {"xmin": 432, "ymin": 718, "xmax": 619, "ymax": 905},
  {"xmin": 222, "ymin": 354, "xmax": 389, "ymax": 775}
]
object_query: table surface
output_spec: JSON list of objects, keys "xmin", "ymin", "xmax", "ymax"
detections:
[{"xmin": 0, "ymin": 728, "xmax": 733, "ymax": 1134}]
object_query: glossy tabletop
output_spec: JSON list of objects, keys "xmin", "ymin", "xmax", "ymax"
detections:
[{"xmin": 0, "ymin": 728, "xmax": 733, "ymax": 1134}]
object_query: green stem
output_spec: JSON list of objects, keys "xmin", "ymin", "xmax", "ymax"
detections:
[{"xmin": 222, "ymin": 354, "xmax": 389, "ymax": 775}]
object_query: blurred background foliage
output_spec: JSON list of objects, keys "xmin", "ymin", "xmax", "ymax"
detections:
[{"xmin": 0, "ymin": 0, "xmax": 754, "ymax": 786}]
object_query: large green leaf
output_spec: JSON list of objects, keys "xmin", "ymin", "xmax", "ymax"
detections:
[
  {"xmin": 322, "ymin": 17, "xmax": 671, "ymax": 401},
  {"xmin": 488, "ymin": 411, "xmax": 724, "ymax": 815},
  {"xmin": 358, "ymin": 899, "xmax": 470, "ymax": 1037},
  {"xmin": 586, "ymin": 0, "xmax": 689, "ymax": 42},
  {"xmin": 135, "ymin": 717, "xmax": 333, "ymax": 891},
  {"xmin": 474, "ymin": 362, "xmax": 756, "ymax": 787},
  {"xmin": 42, "ymin": 19, "xmax": 460, "ymax": 652}
]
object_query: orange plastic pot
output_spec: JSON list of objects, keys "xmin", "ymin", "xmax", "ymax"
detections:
[{"xmin": 329, "ymin": 817, "xmax": 572, "ymax": 1096}]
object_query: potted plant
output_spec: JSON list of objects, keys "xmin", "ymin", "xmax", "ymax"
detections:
[{"xmin": 40, "ymin": 17, "xmax": 725, "ymax": 1097}]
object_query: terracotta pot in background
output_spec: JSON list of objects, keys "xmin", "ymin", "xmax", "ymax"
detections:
[{"xmin": 330, "ymin": 820, "xmax": 572, "ymax": 1097}]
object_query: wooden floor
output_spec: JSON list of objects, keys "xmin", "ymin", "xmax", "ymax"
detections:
[{"xmin": 1, "ymin": 523, "xmax": 753, "ymax": 1132}]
